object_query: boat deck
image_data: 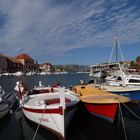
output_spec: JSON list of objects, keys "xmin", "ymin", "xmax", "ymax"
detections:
[
  {"xmin": 23, "ymin": 93, "xmax": 72, "ymax": 108},
  {"xmin": 73, "ymin": 84, "xmax": 130, "ymax": 104}
]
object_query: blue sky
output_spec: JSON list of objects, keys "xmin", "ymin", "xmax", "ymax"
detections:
[{"xmin": 0, "ymin": 0, "xmax": 140, "ymax": 65}]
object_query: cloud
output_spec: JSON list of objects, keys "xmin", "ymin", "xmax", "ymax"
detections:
[{"xmin": 0, "ymin": 0, "xmax": 139, "ymax": 63}]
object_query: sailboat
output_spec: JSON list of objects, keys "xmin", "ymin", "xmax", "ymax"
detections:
[{"xmin": 101, "ymin": 35, "xmax": 140, "ymax": 100}]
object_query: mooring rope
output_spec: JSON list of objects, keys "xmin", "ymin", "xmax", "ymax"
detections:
[
  {"xmin": 48, "ymin": 108, "xmax": 63, "ymax": 134},
  {"xmin": 122, "ymin": 103, "xmax": 140, "ymax": 120},
  {"xmin": 32, "ymin": 104, "xmax": 47, "ymax": 140},
  {"xmin": 119, "ymin": 103, "xmax": 128, "ymax": 140},
  {"xmin": 32, "ymin": 104, "xmax": 63, "ymax": 140}
]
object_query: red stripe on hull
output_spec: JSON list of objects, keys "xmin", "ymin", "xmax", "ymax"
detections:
[
  {"xmin": 23, "ymin": 107, "xmax": 63, "ymax": 115},
  {"xmin": 85, "ymin": 103, "xmax": 118, "ymax": 122},
  {"xmin": 23, "ymin": 103, "xmax": 78, "ymax": 115}
]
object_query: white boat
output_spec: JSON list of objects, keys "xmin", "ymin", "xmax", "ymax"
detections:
[
  {"xmin": 14, "ymin": 81, "xmax": 80, "ymax": 139},
  {"xmin": 101, "ymin": 35, "xmax": 140, "ymax": 100},
  {"xmin": 0, "ymin": 86, "xmax": 16, "ymax": 119},
  {"xmin": 106, "ymin": 72, "xmax": 140, "ymax": 87},
  {"xmin": 89, "ymin": 64, "xmax": 107, "ymax": 78},
  {"xmin": 13, "ymin": 71, "xmax": 24, "ymax": 76}
]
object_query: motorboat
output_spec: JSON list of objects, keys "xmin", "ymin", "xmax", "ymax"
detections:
[
  {"xmin": 0, "ymin": 86, "xmax": 16, "ymax": 119},
  {"xmin": 100, "ymin": 83, "xmax": 140, "ymax": 100},
  {"xmin": 106, "ymin": 73, "xmax": 140, "ymax": 86},
  {"xmin": 14, "ymin": 81, "xmax": 80, "ymax": 139},
  {"xmin": 72, "ymin": 84, "xmax": 130, "ymax": 122},
  {"xmin": 89, "ymin": 64, "xmax": 107, "ymax": 78}
]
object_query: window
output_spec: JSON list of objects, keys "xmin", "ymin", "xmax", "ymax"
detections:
[{"xmin": 129, "ymin": 79, "xmax": 140, "ymax": 83}]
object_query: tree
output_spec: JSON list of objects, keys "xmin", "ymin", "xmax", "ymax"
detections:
[
  {"xmin": 130, "ymin": 61, "xmax": 138, "ymax": 69},
  {"xmin": 136, "ymin": 56, "xmax": 140, "ymax": 64}
]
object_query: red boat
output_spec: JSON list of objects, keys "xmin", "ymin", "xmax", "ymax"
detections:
[{"xmin": 73, "ymin": 84, "xmax": 130, "ymax": 122}]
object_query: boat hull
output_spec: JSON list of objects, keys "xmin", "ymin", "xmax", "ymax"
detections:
[
  {"xmin": 0, "ymin": 104, "xmax": 9, "ymax": 119},
  {"xmin": 111, "ymin": 90, "xmax": 140, "ymax": 100},
  {"xmin": 103, "ymin": 85, "xmax": 140, "ymax": 100},
  {"xmin": 22, "ymin": 103, "xmax": 78, "ymax": 138},
  {"xmin": 23, "ymin": 106, "xmax": 64, "ymax": 138},
  {"xmin": 91, "ymin": 71, "xmax": 106, "ymax": 78},
  {"xmin": 85, "ymin": 103, "xmax": 118, "ymax": 122},
  {"xmin": 0, "ymin": 92, "xmax": 16, "ymax": 119}
]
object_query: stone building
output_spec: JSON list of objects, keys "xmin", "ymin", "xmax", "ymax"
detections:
[
  {"xmin": 0, "ymin": 53, "xmax": 23, "ymax": 73},
  {"xmin": 39, "ymin": 63, "xmax": 54, "ymax": 73},
  {"xmin": 16, "ymin": 53, "xmax": 39, "ymax": 72}
]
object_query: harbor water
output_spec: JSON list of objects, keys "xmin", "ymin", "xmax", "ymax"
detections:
[{"xmin": 0, "ymin": 73, "xmax": 140, "ymax": 140}]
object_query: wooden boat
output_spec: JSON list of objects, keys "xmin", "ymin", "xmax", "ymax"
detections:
[
  {"xmin": 27, "ymin": 81, "xmax": 62, "ymax": 95},
  {"xmin": 14, "ymin": 81, "xmax": 80, "ymax": 139},
  {"xmin": 72, "ymin": 84, "xmax": 130, "ymax": 122},
  {"xmin": 0, "ymin": 86, "xmax": 16, "ymax": 119}
]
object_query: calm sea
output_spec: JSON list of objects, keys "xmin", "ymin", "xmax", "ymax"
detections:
[{"xmin": 0, "ymin": 73, "xmax": 140, "ymax": 140}]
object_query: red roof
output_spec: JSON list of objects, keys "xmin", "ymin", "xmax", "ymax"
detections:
[
  {"xmin": 44, "ymin": 63, "xmax": 52, "ymax": 66},
  {"xmin": 16, "ymin": 54, "xmax": 33, "ymax": 60}
]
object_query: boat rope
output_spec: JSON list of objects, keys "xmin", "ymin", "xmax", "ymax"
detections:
[
  {"xmin": 119, "ymin": 103, "xmax": 128, "ymax": 140},
  {"xmin": 108, "ymin": 37, "xmax": 115, "ymax": 64},
  {"xmin": 32, "ymin": 104, "xmax": 47, "ymax": 140},
  {"xmin": 32, "ymin": 105, "xmax": 63, "ymax": 140},
  {"xmin": 48, "ymin": 109, "xmax": 62, "ymax": 134},
  {"xmin": 117, "ymin": 36, "xmax": 125, "ymax": 62},
  {"xmin": 122, "ymin": 103, "xmax": 140, "ymax": 120},
  {"xmin": 117, "ymin": 106, "xmax": 120, "ymax": 128}
]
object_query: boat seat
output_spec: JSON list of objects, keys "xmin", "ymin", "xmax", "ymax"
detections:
[{"xmin": 45, "ymin": 98, "xmax": 71, "ymax": 105}]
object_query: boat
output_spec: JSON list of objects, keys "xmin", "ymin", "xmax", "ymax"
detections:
[
  {"xmin": 14, "ymin": 81, "xmax": 80, "ymax": 139},
  {"xmin": 93, "ymin": 70, "xmax": 106, "ymax": 78},
  {"xmin": 0, "ymin": 86, "xmax": 16, "ymax": 119},
  {"xmin": 27, "ymin": 81, "xmax": 61, "ymax": 95},
  {"xmin": 72, "ymin": 84, "xmax": 130, "ymax": 122},
  {"xmin": 100, "ymin": 35, "xmax": 140, "ymax": 100},
  {"xmin": 106, "ymin": 72, "xmax": 140, "ymax": 87},
  {"xmin": 100, "ymin": 83, "xmax": 140, "ymax": 100},
  {"xmin": 89, "ymin": 64, "xmax": 107, "ymax": 78}
]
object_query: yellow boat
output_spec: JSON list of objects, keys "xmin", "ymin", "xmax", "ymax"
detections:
[{"xmin": 72, "ymin": 84, "xmax": 130, "ymax": 122}]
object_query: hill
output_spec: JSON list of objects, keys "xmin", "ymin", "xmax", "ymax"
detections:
[{"xmin": 54, "ymin": 64, "xmax": 90, "ymax": 73}]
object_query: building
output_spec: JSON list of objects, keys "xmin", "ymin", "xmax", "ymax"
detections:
[
  {"xmin": 16, "ymin": 53, "xmax": 39, "ymax": 72},
  {"xmin": 0, "ymin": 53, "xmax": 23, "ymax": 73},
  {"xmin": 7, "ymin": 57, "xmax": 23, "ymax": 73},
  {"xmin": 39, "ymin": 63, "xmax": 54, "ymax": 73},
  {"xmin": 0, "ymin": 53, "xmax": 8, "ymax": 73}
]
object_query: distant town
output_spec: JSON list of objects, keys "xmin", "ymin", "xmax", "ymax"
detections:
[
  {"xmin": 0, "ymin": 52, "xmax": 89, "ymax": 76},
  {"xmin": 1, "ymin": 52, "xmax": 140, "ymax": 76}
]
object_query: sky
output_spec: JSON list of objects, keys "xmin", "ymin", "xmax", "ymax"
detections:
[{"xmin": 0, "ymin": 0, "xmax": 140, "ymax": 65}]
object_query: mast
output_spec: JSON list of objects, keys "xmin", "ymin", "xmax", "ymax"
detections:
[
  {"xmin": 116, "ymin": 34, "xmax": 126, "ymax": 86},
  {"xmin": 115, "ymin": 34, "xmax": 118, "ymax": 63}
]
